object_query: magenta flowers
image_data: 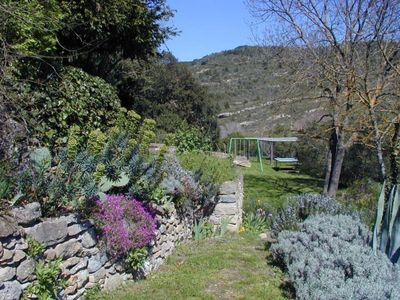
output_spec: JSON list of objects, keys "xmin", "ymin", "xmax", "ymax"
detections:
[{"xmin": 96, "ymin": 194, "xmax": 156, "ymax": 257}]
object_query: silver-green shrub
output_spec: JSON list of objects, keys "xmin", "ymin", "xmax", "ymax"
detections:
[
  {"xmin": 271, "ymin": 194, "xmax": 343, "ymax": 233},
  {"xmin": 160, "ymin": 157, "xmax": 219, "ymax": 217},
  {"xmin": 271, "ymin": 215, "xmax": 400, "ymax": 300}
]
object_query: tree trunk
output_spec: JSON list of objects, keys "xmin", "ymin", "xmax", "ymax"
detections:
[
  {"xmin": 323, "ymin": 149, "xmax": 332, "ymax": 195},
  {"xmin": 324, "ymin": 128, "xmax": 339, "ymax": 196},
  {"xmin": 390, "ymin": 122, "xmax": 400, "ymax": 186},
  {"xmin": 327, "ymin": 146, "xmax": 346, "ymax": 197},
  {"xmin": 370, "ymin": 109, "xmax": 387, "ymax": 181}
]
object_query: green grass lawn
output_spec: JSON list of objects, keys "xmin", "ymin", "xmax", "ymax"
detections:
[
  {"xmin": 93, "ymin": 234, "xmax": 288, "ymax": 300},
  {"xmin": 243, "ymin": 159, "xmax": 323, "ymax": 211},
  {"xmin": 178, "ymin": 152, "xmax": 236, "ymax": 185}
]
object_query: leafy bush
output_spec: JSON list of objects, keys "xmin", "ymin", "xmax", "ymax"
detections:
[
  {"xmin": 174, "ymin": 126, "xmax": 212, "ymax": 154},
  {"xmin": 13, "ymin": 117, "xmax": 218, "ymax": 219},
  {"xmin": 216, "ymin": 131, "xmax": 244, "ymax": 153},
  {"xmin": 160, "ymin": 157, "xmax": 203, "ymax": 205},
  {"xmin": 22, "ymin": 258, "xmax": 66, "ymax": 300},
  {"xmin": 271, "ymin": 215, "xmax": 400, "ymax": 300},
  {"xmin": 115, "ymin": 54, "xmax": 218, "ymax": 142},
  {"xmin": 14, "ymin": 124, "xmax": 161, "ymax": 215},
  {"xmin": 0, "ymin": 161, "xmax": 12, "ymax": 201},
  {"xmin": 125, "ymin": 247, "xmax": 149, "ymax": 271},
  {"xmin": 33, "ymin": 67, "xmax": 122, "ymax": 147},
  {"xmin": 339, "ymin": 178, "xmax": 380, "ymax": 227},
  {"xmin": 296, "ymin": 135, "xmax": 326, "ymax": 178},
  {"xmin": 193, "ymin": 218, "xmax": 214, "ymax": 241},
  {"xmin": 14, "ymin": 147, "xmax": 54, "ymax": 210},
  {"xmin": 271, "ymin": 194, "xmax": 343, "ymax": 234},
  {"xmin": 95, "ymin": 194, "xmax": 156, "ymax": 257},
  {"xmin": 160, "ymin": 157, "xmax": 218, "ymax": 217},
  {"xmin": 192, "ymin": 217, "xmax": 230, "ymax": 240}
]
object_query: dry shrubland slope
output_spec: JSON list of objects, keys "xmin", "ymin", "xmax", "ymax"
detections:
[{"xmin": 185, "ymin": 46, "xmax": 326, "ymax": 137}]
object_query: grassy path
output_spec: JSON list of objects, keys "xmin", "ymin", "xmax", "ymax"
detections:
[{"xmin": 96, "ymin": 234, "xmax": 287, "ymax": 300}]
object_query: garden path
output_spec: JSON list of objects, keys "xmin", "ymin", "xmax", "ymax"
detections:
[
  {"xmin": 93, "ymin": 159, "xmax": 323, "ymax": 300},
  {"xmin": 95, "ymin": 234, "xmax": 287, "ymax": 300}
]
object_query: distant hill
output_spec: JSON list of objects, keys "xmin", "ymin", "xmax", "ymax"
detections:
[{"xmin": 185, "ymin": 46, "xmax": 326, "ymax": 137}]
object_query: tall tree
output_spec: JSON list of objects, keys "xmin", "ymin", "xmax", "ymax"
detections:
[
  {"xmin": 110, "ymin": 53, "xmax": 219, "ymax": 140},
  {"xmin": 0, "ymin": 0, "xmax": 175, "ymax": 155},
  {"xmin": 247, "ymin": 0, "xmax": 400, "ymax": 196}
]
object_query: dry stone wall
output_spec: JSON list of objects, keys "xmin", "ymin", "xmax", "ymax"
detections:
[
  {"xmin": 0, "ymin": 170, "xmax": 243, "ymax": 299},
  {"xmin": 209, "ymin": 172, "xmax": 244, "ymax": 232},
  {"xmin": 0, "ymin": 203, "xmax": 192, "ymax": 300}
]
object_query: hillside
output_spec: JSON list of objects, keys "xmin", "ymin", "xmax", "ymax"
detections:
[{"xmin": 186, "ymin": 46, "xmax": 326, "ymax": 137}]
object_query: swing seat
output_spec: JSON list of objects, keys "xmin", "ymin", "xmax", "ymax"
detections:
[{"xmin": 274, "ymin": 157, "xmax": 299, "ymax": 171}]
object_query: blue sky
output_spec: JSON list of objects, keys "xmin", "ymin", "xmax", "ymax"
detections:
[{"xmin": 162, "ymin": 0, "xmax": 256, "ymax": 62}]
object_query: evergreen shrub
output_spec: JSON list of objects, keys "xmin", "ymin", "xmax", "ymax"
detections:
[
  {"xmin": 14, "ymin": 127, "xmax": 218, "ymax": 218},
  {"xmin": 271, "ymin": 215, "xmax": 400, "ymax": 300},
  {"xmin": 34, "ymin": 67, "xmax": 121, "ymax": 147},
  {"xmin": 270, "ymin": 194, "xmax": 344, "ymax": 234},
  {"xmin": 160, "ymin": 157, "xmax": 219, "ymax": 217}
]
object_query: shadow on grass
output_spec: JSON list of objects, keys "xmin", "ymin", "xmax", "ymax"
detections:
[
  {"xmin": 265, "ymin": 245, "xmax": 296, "ymax": 299},
  {"xmin": 246, "ymin": 175, "xmax": 322, "ymax": 193},
  {"xmin": 243, "ymin": 163, "xmax": 323, "ymax": 209}
]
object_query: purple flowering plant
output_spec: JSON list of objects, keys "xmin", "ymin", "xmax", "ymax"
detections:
[{"xmin": 95, "ymin": 194, "xmax": 156, "ymax": 257}]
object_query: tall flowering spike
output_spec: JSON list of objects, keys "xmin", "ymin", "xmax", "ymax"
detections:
[{"xmin": 95, "ymin": 194, "xmax": 156, "ymax": 257}]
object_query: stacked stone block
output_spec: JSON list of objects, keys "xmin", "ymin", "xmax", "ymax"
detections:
[{"xmin": 209, "ymin": 173, "xmax": 244, "ymax": 232}]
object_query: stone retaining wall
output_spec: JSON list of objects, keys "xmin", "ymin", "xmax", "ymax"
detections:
[
  {"xmin": 209, "ymin": 172, "xmax": 244, "ymax": 232},
  {"xmin": 0, "ymin": 169, "xmax": 243, "ymax": 299},
  {"xmin": 0, "ymin": 203, "xmax": 192, "ymax": 300}
]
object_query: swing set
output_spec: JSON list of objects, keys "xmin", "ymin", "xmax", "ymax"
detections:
[{"xmin": 228, "ymin": 137, "xmax": 299, "ymax": 172}]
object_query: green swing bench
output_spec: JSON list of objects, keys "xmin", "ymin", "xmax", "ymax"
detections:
[{"xmin": 273, "ymin": 157, "xmax": 299, "ymax": 171}]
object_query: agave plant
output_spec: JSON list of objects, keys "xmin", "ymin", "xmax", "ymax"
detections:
[{"xmin": 373, "ymin": 182, "xmax": 400, "ymax": 263}]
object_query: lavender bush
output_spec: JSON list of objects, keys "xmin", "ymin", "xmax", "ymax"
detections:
[
  {"xmin": 271, "ymin": 193, "xmax": 343, "ymax": 234},
  {"xmin": 95, "ymin": 194, "xmax": 156, "ymax": 257},
  {"xmin": 271, "ymin": 215, "xmax": 400, "ymax": 300},
  {"xmin": 160, "ymin": 157, "xmax": 218, "ymax": 217}
]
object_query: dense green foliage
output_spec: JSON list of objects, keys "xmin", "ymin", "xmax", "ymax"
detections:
[
  {"xmin": 22, "ymin": 258, "xmax": 65, "ymax": 300},
  {"xmin": 242, "ymin": 211, "xmax": 269, "ymax": 233},
  {"xmin": 125, "ymin": 247, "xmax": 149, "ymax": 271},
  {"xmin": 26, "ymin": 236, "xmax": 45, "ymax": 258},
  {"xmin": 111, "ymin": 54, "xmax": 218, "ymax": 139},
  {"xmin": 11, "ymin": 119, "xmax": 219, "ymax": 218},
  {"xmin": 173, "ymin": 126, "xmax": 212, "ymax": 153},
  {"xmin": 33, "ymin": 67, "xmax": 121, "ymax": 146},
  {"xmin": 0, "ymin": 0, "xmax": 217, "ymax": 166}
]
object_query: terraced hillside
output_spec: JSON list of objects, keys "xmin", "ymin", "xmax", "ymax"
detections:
[{"xmin": 186, "ymin": 46, "xmax": 326, "ymax": 137}]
